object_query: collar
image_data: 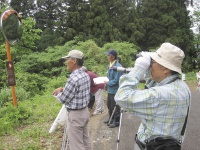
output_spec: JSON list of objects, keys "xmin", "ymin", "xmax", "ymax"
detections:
[
  {"xmin": 109, "ymin": 60, "xmax": 116, "ymax": 68},
  {"xmin": 157, "ymin": 74, "xmax": 180, "ymax": 86},
  {"xmin": 70, "ymin": 68, "xmax": 83, "ymax": 76},
  {"xmin": 146, "ymin": 74, "xmax": 180, "ymax": 88}
]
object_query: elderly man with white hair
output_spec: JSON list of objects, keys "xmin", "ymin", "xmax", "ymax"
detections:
[{"xmin": 115, "ymin": 43, "xmax": 191, "ymax": 150}]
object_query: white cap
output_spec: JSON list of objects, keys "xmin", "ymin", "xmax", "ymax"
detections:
[{"xmin": 62, "ymin": 50, "xmax": 84, "ymax": 59}]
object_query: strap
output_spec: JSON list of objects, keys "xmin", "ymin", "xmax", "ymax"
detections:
[
  {"xmin": 135, "ymin": 134, "xmax": 145, "ymax": 150},
  {"xmin": 181, "ymin": 107, "xmax": 189, "ymax": 136}
]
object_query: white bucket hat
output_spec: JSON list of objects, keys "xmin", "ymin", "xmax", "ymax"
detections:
[{"xmin": 149, "ymin": 42, "xmax": 185, "ymax": 74}]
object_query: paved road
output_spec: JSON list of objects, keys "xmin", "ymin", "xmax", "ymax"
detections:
[{"xmin": 89, "ymin": 90, "xmax": 200, "ymax": 150}]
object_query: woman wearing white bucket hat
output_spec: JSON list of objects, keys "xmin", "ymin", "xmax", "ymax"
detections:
[{"xmin": 115, "ymin": 42, "xmax": 191, "ymax": 150}]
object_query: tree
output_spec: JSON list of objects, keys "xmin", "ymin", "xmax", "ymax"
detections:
[
  {"xmin": 63, "ymin": 0, "xmax": 141, "ymax": 46},
  {"xmin": 17, "ymin": 17, "xmax": 42, "ymax": 52},
  {"xmin": 192, "ymin": 11, "xmax": 200, "ymax": 69},
  {"xmin": 10, "ymin": 0, "xmax": 36, "ymax": 18},
  {"xmin": 136, "ymin": 0, "xmax": 195, "ymax": 71},
  {"xmin": 34, "ymin": 0, "xmax": 67, "ymax": 51}
]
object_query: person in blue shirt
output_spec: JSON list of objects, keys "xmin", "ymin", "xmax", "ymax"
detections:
[{"xmin": 104, "ymin": 49, "xmax": 123, "ymax": 128}]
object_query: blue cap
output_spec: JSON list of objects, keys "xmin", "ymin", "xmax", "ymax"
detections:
[{"xmin": 105, "ymin": 49, "xmax": 117, "ymax": 58}]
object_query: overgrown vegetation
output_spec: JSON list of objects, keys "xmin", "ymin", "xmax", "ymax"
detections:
[
  {"xmin": 0, "ymin": 0, "xmax": 200, "ymax": 149},
  {"xmin": 0, "ymin": 40, "xmax": 139, "ymax": 107}
]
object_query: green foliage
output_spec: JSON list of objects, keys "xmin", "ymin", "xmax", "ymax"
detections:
[
  {"xmin": 45, "ymin": 76, "xmax": 67, "ymax": 92},
  {"xmin": 136, "ymin": 0, "xmax": 195, "ymax": 71},
  {"xmin": 10, "ymin": 0, "xmax": 36, "ymax": 18},
  {"xmin": 15, "ymin": 40, "xmax": 139, "ymax": 79},
  {"xmin": 185, "ymin": 71, "xmax": 197, "ymax": 81},
  {"xmin": 102, "ymin": 41, "xmax": 140, "ymax": 68},
  {"xmin": 18, "ymin": 17, "xmax": 42, "ymax": 51},
  {"xmin": 2, "ymin": 0, "xmax": 198, "ymax": 72},
  {"xmin": 71, "ymin": 40, "xmax": 105, "ymax": 74},
  {"xmin": 0, "ymin": 46, "xmax": 7, "ymax": 87},
  {"xmin": 0, "ymin": 77, "xmax": 63, "ymax": 137},
  {"xmin": 0, "ymin": 103, "xmax": 32, "ymax": 135},
  {"xmin": 16, "ymin": 72, "xmax": 48, "ymax": 96},
  {"xmin": 0, "ymin": 86, "xmax": 30, "ymax": 107},
  {"xmin": 64, "ymin": 40, "xmax": 139, "ymax": 74},
  {"xmin": 15, "ymin": 46, "xmax": 68, "ymax": 78},
  {"xmin": 35, "ymin": 28, "xmax": 62, "ymax": 51},
  {"xmin": 0, "ymin": 87, "xmax": 12, "ymax": 107},
  {"xmin": 192, "ymin": 11, "xmax": 200, "ymax": 70}
]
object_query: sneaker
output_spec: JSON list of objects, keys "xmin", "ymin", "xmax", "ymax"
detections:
[{"xmin": 109, "ymin": 122, "xmax": 119, "ymax": 128}]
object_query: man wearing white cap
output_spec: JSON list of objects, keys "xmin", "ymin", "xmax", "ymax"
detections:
[
  {"xmin": 52, "ymin": 50, "xmax": 92, "ymax": 150},
  {"xmin": 115, "ymin": 43, "xmax": 191, "ymax": 150}
]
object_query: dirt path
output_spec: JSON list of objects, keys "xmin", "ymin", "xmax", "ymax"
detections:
[
  {"xmin": 88, "ymin": 99, "xmax": 141, "ymax": 150},
  {"xmin": 88, "ymin": 111, "xmax": 138, "ymax": 150}
]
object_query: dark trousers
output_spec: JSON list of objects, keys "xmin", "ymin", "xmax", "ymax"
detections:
[
  {"xmin": 107, "ymin": 94, "xmax": 120, "ymax": 122},
  {"xmin": 88, "ymin": 93, "xmax": 95, "ymax": 109}
]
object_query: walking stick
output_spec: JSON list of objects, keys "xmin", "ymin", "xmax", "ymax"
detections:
[
  {"xmin": 116, "ymin": 108, "xmax": 124, "ymax": 150},
  {"xmin": 61, "ymin": 120, "xmax": 68, "ymax": 150}
]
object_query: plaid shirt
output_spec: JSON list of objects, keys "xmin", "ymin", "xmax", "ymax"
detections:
[
  {"xmin": 57, "ymin": 68, "xmax": 90, "ymax": 110},
  {"xmin": 115, "ymin": 67, "xmax": 191, "ymax": 143}
]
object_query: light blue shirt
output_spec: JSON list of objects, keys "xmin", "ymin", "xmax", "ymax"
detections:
[{"xmin": 115, "ymin": 67, "xmax": 191, "ymax": 143}]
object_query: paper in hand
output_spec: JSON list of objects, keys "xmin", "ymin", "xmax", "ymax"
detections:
[{"xmin": 93, "ymin": 77, "xmax": 109, "ymax": 84}]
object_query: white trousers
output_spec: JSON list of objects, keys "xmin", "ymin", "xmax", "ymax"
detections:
[{"xmin": 94, "ymin": 89, "xmax": 104, "ymax": 113}]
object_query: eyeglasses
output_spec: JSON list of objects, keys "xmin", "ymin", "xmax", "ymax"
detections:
[
  {"xmin": 150, "ymin": 59, "xmax": 157, "ymax": 67},
  {"xmin": 64, "ymin": 57, "xmax": 74, "ymax": 64}
]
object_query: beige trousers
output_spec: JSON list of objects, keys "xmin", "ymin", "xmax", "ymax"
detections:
[
  {"xmin": 94, "ymin": 89, "xmax": 104, "ymax": 113},
  {"xmin": 67, "ymin": 107, "xmax": 92, "ymax": 150}
]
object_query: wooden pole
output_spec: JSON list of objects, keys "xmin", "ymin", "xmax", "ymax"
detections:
[{"xmin": 6, "ymin": 41, "xmax": 17, "ymax": 106}]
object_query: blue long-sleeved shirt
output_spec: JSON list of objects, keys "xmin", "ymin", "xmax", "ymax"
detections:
[
  {"xmin": 115, "ymin": 67, "xmax": 191, "ymax": 144},
  {"xmin": 106, "ymin": 61, "xmax": 123, "ymax": 94}
]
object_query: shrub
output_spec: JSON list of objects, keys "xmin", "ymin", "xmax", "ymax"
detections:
[
  {"xmin": 0, "ymin": 104, "xmax": 32, "ymax": 135},
  {"xmin": 0, "ymin": 86, "xmax": 30, "ymax": 107},
  {"xmin": 16, "ymin": 73, "xmax": 48, "ymax": 96}
]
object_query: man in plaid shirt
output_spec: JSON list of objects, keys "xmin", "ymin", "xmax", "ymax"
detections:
[
  {"xmin": 53, "ymin": 50, "xmax": 91, "ymax": 150},
  {"xmin": 115, "ymin": 43, "xmax": 191, "ymax": 150}
]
